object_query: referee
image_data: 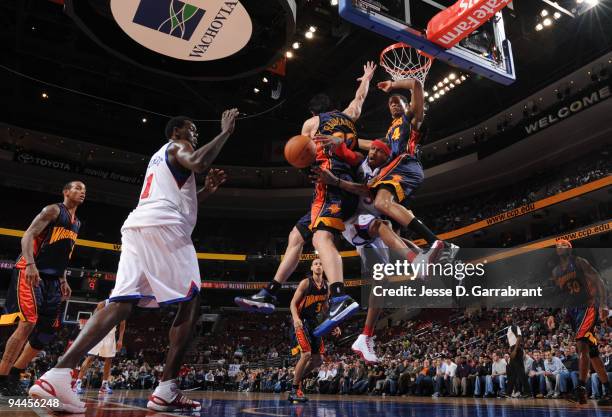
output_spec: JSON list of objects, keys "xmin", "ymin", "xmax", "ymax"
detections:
[{"xmin": 505, "ymin": 324, "xmax": 530, "ymax": 398}]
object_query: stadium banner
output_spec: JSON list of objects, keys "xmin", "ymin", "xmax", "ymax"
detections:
[
  {"xmin": 412, "ymin": 175, "xmax": 611, "ymax": 246},
  {"xmin": 13, "ymin": 150, "xmax": 143, "ymax": 185},
  {"xmin": 360, "ymin": 245, "xmax": 612, "ymax": 309}
]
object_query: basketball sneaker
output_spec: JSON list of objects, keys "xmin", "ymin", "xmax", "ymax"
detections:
[
  {"xmin": 28, "ymin": 368, "xmax": 87, "ymax": 413},
  {"xmin": 573, "ymin": 386, "xmax": 587, "ymax": 404},
  {"xmin": 75, "ymin": 379, "xmax": 85, "ymax": 395},
  {"xmin": 313, "ymin": 295, "xmax": 359, "ymax": 337},
  {"xmin": 351, "ymin": 334, "xmax": 379, "ymax": 364},
  {"xmin": 99, "ymin": 381, "xmax": 112, "ymax": 395},
  {"xmin": 234, "ymin": 289, "xmax": 277, "ymax": 314},
  {"xmin": 288, "ymin": 387, "xmax": 308, "ymax": 403},
  {"xmin": 598, "ymin": 392, "xmax": 612, "ymax": 406},
  {"xmin": 147, "ymin": 391, "xmax": 202, "ymax": 412}
]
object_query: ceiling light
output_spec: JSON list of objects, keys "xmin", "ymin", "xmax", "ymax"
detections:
[
  {"xmin": 428, "ymin": 97, "xmax": 434, "ymax": 102},
  {"xmin": 449, "ymin": 83, "xmax": 455, "ymax": 89},
  {"xmin": 535, "ymin": 23, "xmax": 544, "ymax": 31},
  {"xmin": 141, "ymin": 117, "xmax": 147, "ymax": 123},
  {"xmin": 309, "ymin": 26, "xmax": 317, "ymax": 33},
  {"xmin": 455, "ymin": 79, "xmax": 461, "ymax": 85},
  {"xmin": 586, "ymin": 0, "xmax": 598, "ymax": 5},
  {"xmin": 543, "ymin": 18, "xmax": 552, "ymax": 26},
  {"xmin": 460, "ymin": 75, "xmax": 467, "ymax": 81},
  {"xmin": 540, "ymin": 9, "xmax": 548, "ymax": 17},
  {"xmin": 331, "ymin": 0, "xmax": 338, "ymax": 5},
  {"xmin": 434, "ymin": 93, "xmax": 440, "ymax": 98},
  {"xmin": 263, "ymin": 77, "xmax": 269, "ymax": 83},
  {"xmin": 449, "ymin": 73, "xmax": 456, "ymax": 80},
  {"xmin": 444, "ymin": 86, "xmax": 450, "ymax": 92},
  {"xmin": 424, "ymin": 92, "xmax": 429, "ymax": 97},
  {"xmin": 305, "ymin": 31, "xmax": 314, "ymax": 39},
  {"xmin": 439, "ymin": 90, "xmax": 445, "ymax": 96},
  {"xmin": 433, "ymin": 85, "xmax": 438, "ymax": 91},
  {"xmin": 41, "ymin": 92, "xmax": 48, "ymax": 99},
  {"xmin": 437, "ymin": 81, "xmax": 443, "ymax": 87},
  {"xmin": 553, "ymin": 11, "xmax": 561, "ymax": 19},
  {"xmin": 443, "ymin": 77, "xmax": 449, "ymax": 84},
  {"xmin": 292, "ymin": 42, "xmax": 300, "ymax": 49},
  {"xmin": 253, "ymin": 88, "xmax": 260, "ymax": 93},
  {"xmin": 285, "ymin": 50, "xmax": 293, "ymax": 58}
]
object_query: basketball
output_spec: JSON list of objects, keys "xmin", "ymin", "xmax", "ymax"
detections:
[{"xmin": 284, "ymin": 135, "xmax": 316, "ymax": 168}]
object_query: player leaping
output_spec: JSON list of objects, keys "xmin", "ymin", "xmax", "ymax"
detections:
[
  {"xmin": 29, "ymin": 110, "xmax": 238, "ymax": 413},
  {"xmin": 235, "ymin": 62, "xmax": 377, "ymax": 319}
]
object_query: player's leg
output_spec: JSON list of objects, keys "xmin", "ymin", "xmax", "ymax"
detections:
[
  {"xmin": 76, "ymin": 356, "xmax": 95, "ymax": 393},
  {"xmin": 352, "ymin": 304, "xmax": 381, "ymax": 364},
  {"xmin": 575, "ymin": 340, "xmax": 590, "ymax": 404},
  {"xmin": 235, "ymin": 213, "xmax": 310, "ymax": 313},
  {"xmin": 289, "ymin": 351, "xmax": 311, "ymax": 402},
  {"xmin": 99, "ymin": 358, "xmax": 113, "ymax": 394}
]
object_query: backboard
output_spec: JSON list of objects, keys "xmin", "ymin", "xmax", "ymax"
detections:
[{"xmin": 339, "ymin": 0, "xmax": 516, "ymax": 85}]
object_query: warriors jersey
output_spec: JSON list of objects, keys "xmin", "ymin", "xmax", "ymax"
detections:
[
  {"xmin": 15, "ymin": 203, "xmax": 80, "ymax": 276},
  {"xmin": 553, "ymin": 256, "xmax": 593, "ymax": 305},
  {"xmin": 315, "ymin": 111, "xmax": 358, "ymax": 175},
  {"xmin": 297, "ymin": 276, "xmax": 328, "ymax": 321},
  {"xmin": 122, "ymin": 143, "xmax": 198, "ymax": 236},
  {"xmin": 386, "ymin": 113, "xmax": 420, "ymax": 159}
]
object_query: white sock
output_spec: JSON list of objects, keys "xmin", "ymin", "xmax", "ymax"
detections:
[{"xmin": 154, "ymin": 379, "xmax": 178, "ymax": 401}]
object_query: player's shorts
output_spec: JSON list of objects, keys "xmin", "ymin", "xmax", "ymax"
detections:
[
  {"xmin": 291, "ymin": 319, "xmax": 325, "ymax": 356},
  {"xmin": 295, "ymin": 211, "xmax": 313, "ymax": 242},
  {"xmin": 110, "ymin": 225, "xmax": 201, "ymax": 308},
  {"xmin": 311, "ymin": 171, "xmax": 358, "ymax": 233},
  {"xmin": 0, "ymin": 269, "xmax": 62, "ymax": 326},
  {"xmin": 88, "ymin": 328, "xmax": 117, "ymax": 358},
  {"xmin": 569, "ymin": 306, "xmax": 599, "ymax": 345},
  {"xmin": 369, "ymin": 154, "xmax": 424, "ymax": 205}
]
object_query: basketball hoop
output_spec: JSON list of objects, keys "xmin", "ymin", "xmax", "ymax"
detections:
[{"xmin": 380, "ymin": 43, "xmax": 433, "ymax": 85}]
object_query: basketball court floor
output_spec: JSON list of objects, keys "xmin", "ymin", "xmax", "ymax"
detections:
[{"xmin": 2, "ymin": 391, "xmax": 610, "ymax": 417}]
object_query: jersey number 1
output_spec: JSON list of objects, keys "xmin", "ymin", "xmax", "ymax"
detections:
[{"xmin": 140, "ymin": 173, "xmax": 154, "ymax": 199}]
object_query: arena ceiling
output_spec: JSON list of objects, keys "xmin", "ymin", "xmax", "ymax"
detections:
[{"xmin": 0, "ymin": 0, "xmax": 611, "ymax": 166}]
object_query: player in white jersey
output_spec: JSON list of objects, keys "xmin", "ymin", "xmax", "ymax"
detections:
[
  {"xmin": 75, "ymin": 300, "xmax": 126, "ymax": 395},
  {"xmin": 313, "ymin": 139, "xmax": 425, "ymax": 364},
  {"xmin": 29, "ymin": 109, "xmax": 239, "ymax": 413}
]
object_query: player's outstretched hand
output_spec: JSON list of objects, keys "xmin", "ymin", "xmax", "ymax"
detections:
[
  {"xmin": 221, "ymin": 108, "xmax": 239, "ymax": 134},
  {"xmin": 309, "ymin": 166, "xmax": 339, "ymax": 186},
  {"xmin": 313, "ymin": 134, "xmax": 342, "ymax": 152},
  {"xmin": 204, "ymin": 168, "xmax": 227, "ymax": 194},
  {"xmin": 357, "ymin": 61, "xmax": 377, "ymax": 82},
  {"xmin": 377, "ymin": 80, "xmax": 394, "ymax": 93}
]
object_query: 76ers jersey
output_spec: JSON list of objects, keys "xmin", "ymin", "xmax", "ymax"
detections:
[
  {"xmin": 342, "ymin": 160, "xmax": 384, "ymax": 249},
  {"xmin": 122, "ymin": 143, "xmax": 198, "ymax": 236}
]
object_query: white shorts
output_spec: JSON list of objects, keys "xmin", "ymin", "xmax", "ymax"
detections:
[
  {"xmin": 88, "ymin": 329, "xmax": 116, "ymax": 358},
  {"xmin": 110, "ymin": 225, "xmax": 201, "ymax": 308}
]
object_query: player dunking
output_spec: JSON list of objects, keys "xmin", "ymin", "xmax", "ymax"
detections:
[
  {"xmin": 549, "ymin": 239, "xmax": 610, "ymax": 405},
  {"xmin": 0, "ymin": 181, "xmax": 84, "ymax": 397},
  {"xmin": 288, "ymin": 258, "xmax": 340, "ymax": 403},
  {"xmin": 75, "ymin": 300, "xmax": 126, "ymax": 395},
  {"xmin": 235, "ymin": 62, "xmax": 377, "ymax": 317},
  {"xmin": 29, "ymin": 110, "xmax": 238, "ymax": 413}
]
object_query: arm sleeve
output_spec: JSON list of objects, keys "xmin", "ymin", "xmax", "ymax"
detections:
[{"xmin": 334, "ymin": 142, "xmax": 362, "ymax": 166}]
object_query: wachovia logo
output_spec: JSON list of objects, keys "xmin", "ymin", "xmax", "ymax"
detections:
[{"xmin": 111, "ymin": 0, "xmax": 253, "ymax": 61}]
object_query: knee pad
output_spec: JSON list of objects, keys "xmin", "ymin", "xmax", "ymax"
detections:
[
  {"xmin": 28, "ymin": 317, "xmax": 57, "ymax": 350},
  {"xmin": 589, "ymin": 343, "xmax": 599, "ymax": 358}
]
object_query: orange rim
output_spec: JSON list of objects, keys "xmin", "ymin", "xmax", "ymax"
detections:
[{"xmin": 380, "ymin": 42, "xmax": 434, "ymax": 76}]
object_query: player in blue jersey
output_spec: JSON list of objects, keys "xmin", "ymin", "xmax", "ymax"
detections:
[{"xmin": 0, "ymin": 181, "xmax": 85, "ymax": 397}]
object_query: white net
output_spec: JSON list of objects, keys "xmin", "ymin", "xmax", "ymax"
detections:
[{"xmin": 380, "ymin": 43, "xmax": 433, "ymax": 85}]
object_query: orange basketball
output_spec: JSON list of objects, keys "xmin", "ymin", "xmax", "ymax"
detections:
[{"xmin": 284, "ymin": 135, "xmax": 316, "ymax": 168}]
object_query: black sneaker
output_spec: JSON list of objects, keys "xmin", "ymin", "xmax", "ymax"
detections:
[
  {"xmin": 598, "ymin": 392, "xmax": 612, "ymax": 406},
  {"xmin": 313, "ymin": 295, "xmax": 359, "ymax": 337},
  {"xmin": 0, "ymin": 376, "xmax": 27, "ymax": 397},
  {"xmin": 437, "ymin": 242, "xmax": 460, "ymax": 264},
  {"xmin": 0, "ymin": 379, "xmax": 11, "ymax": 397},
  {"xmin": 234, "ymin": 289, "xmax": 277, "ymax": 314},
  {"xmin": 572, "ymin": 386, "xmax": 587, "ymax": 405},
  {"xmin": 288, "ymin": 388, "xmax": 308, "ymax": 403}
]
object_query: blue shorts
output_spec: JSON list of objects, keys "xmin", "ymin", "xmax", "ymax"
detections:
[
  {"xmin": 295, "ymin": 211, "xmax": 313, "ymax": 242},
  {"xmin": 369, "ymin": 154, "xmax": 424, "ymax": 206}
]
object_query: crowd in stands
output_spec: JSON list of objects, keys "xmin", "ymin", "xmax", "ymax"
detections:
[{"xmin": 12, "ymin": 307, "xmax": 611, "ymax": 402}]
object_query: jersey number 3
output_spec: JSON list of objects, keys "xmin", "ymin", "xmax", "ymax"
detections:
[{"xmin": 140, "ymin": 173, "xmax": 154, "ymax": 199}]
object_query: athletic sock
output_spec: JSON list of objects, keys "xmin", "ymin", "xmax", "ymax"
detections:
[
  {"xmin": 362, "ymin": 325, "xmax": 375, "ymax": 337},
  {"xmin": 154, "ymin": 379, "xmax": 178, "ymax": 401},
  {"xmin": 266, "ymin": 280, "xmax": 281, "ymax": 296},
  {"xmin": 407, "ymin": 218, "xmax": 438, "ymax": 245},
  {"xmin": 330, "ymin": 282, "xmax": 345, "ymax": 297}
]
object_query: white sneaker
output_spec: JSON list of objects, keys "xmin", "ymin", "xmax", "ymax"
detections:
[
  {"xmin": 352, "ymin": 334, "xmax": 379, "ymax": 364},
  {"xmin": 29, "ymin": 368, "xmax": 86, "ymax": 414},
  {"xmin": 147, "ymin": 389, "xmax": 201, "ymax": 411}
]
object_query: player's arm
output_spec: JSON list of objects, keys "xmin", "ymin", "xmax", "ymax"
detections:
[
  {"xmin": 310, "ymin": 166, "xmax": 370, "ymax": 198},
  {"xmin": 301, "ymin": 116, "xmax": 319, "ymax": 138},
  {"xmin": 290, "ymin": 279, "xmax": 309, "ymax": 329},
  {"xmin": 197, "ymin": 169, "xmax": 227, "ymax": 202},
  {"xmin": 343, "ymin": 61, "xmax": 377, "ymax": 121},
  {"xmin": 377, "ymin": 79, "xmax": 424, "ymax": 126},
  {"xmin": 117, "ymin": 320, "xmax": 126, "ymax": 350},
  {"xmin": 576, "ymin": 257, "xmax": 609, "ymax": 317},
  {"xmin": 21, "ymin": 204, "xmax": 60, "ymax": 287},
  {"xmin": 59, "ymin": 270, "xmax": 72, "ymax": 301},
  {"xmin": 169, "ymin": 109, "xmax": 239, "ymax": 174}
]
